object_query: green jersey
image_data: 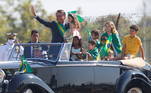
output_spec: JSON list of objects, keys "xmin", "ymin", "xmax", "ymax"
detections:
[
  {"xmin": 112, "ymin": 32, "xmax": 122, "ymax": 54},
  {"xmin": 88, "ymin": 47, "xmax": 99, "ymax": 60}
]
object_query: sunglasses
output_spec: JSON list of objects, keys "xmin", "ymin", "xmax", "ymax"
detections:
[
  {"xmin": 130, "ymin": 29, "xmax": 136, "ymax": 32},
  {"xmin": 56, "ymin": 14, "xmax": 65, "ymax": 17}
]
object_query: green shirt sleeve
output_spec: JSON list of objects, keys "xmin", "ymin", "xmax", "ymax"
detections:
[{"xmin": 88, "ymin": 48, "xmax": 99, "ymax": 60}]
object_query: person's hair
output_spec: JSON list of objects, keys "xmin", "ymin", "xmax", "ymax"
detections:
[
  {"xmin": 72, "ymin": 36, "xmax": 82, "ymax": 48},
  {"xmin": 130, "ymin": 25, "xmax": 139, "ymax": 32},
  {"xmin": 104, "ymin": 21, "xmax": 117, "ymax": 33},
  {"xmin": 31, "ymin": 30, "xmax": 39, "ymax": 36},
  {"xmin": 100, "ymin": 36, "xmax": 107, "ymax": 41},
  {"xmin": 91, "ymin": 30, "xmax": 99, "ymax": 39},
  {"xmin": 56, "ymin": 10, "xmax": 66, "ymax": 16},
  {"xmin": 68, "ymin": 13, "xmax": 80, "ymax": 29},
  {"xmin": 88, "ymin": 40, "xmax": 96, "ymax": 46}
]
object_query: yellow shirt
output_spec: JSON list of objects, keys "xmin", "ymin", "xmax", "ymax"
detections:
[{"xmin": 123, "ymin": 35, "xmax": 142, "ymax": 56}]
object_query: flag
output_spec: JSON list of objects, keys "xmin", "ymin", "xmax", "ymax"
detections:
[
  {"xmin": 19, "ymin": 56, "xmax": 32, "ymax": 73},
  {"xmin": 57, "ymin": 22, "xmax": 66, "ymax": 37},
  {"xmin": 99, "ymin": 38, "xmax": 112, "ymax": 58},
  {"xmin": 68, "ymin": 10, "xmax": 84, "ymax": 22},
  {"xmin": 99, "ymin": 32, "xmax": 113, "ymax": 58},
  {"xmin": 76, "ymin": 15, "xmax": 84, "ymax": 22},
  {"xmin": 68, "ymin": 11, "xmax": 77, "ymax": 14},
  {"xmin": 100, "ymin": 43, "xmax": 109, "ymax": 58},
  {"xmin": 112, "ymin": 33, "xmax": 122, "ymax": 54}
]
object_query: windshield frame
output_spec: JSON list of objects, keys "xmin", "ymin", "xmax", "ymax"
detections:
[{"xmin": 11, "ymin": 43, "xmax": 65, "ymax": 62}]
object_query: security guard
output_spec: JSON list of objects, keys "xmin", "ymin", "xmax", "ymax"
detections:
[{"xmin": 0, "ymin": 33, "xmax": 24, "ymax": 61}]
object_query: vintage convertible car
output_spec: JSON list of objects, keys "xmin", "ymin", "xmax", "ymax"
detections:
[{"xmin": 0, "ymin": 43, "xmax": 151, "ymax": 93}]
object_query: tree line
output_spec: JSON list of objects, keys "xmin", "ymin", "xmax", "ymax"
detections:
[{"xmin": 0, "ymin": 0, "xmax": 151, "ymax": 45}]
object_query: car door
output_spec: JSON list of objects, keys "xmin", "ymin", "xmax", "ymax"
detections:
[{"xmin": 93, "ymin": 61, "xmax": 121, "ymax": 93}]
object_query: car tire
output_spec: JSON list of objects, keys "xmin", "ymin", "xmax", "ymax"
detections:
[
  {"xmin": 21, "ymin": 88, "xmax": 33, "ymax": 93},
  {"xmin": 127, "ymin": 87, "xmax": 143, "ymax": 93}
]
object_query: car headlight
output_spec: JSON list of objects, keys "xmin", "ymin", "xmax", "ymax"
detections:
[{"xmin": 0, "ymin": 69, "xmax": 5, "ymax": 83}]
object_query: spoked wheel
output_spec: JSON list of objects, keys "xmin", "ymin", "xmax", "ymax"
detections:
[
  {"xmin": 21, "ymin": 88, "xmax": 33, "ymax": 93},
  {"xmin": 127, "ymin": 87, "xmax": 143, "ymax": 93}
]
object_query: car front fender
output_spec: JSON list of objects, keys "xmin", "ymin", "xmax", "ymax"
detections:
[
  {"xmin": 7, "ymin": 73, "xmax": 54, "ymax": 93},
  {"xmin": 115, "ymin": 69, "xmax": 151, "ymax": 93}
]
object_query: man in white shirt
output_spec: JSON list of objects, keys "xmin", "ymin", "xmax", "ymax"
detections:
[{"xmin": 0, "ymin": 33, "xmax": 24, "ymax": 61}]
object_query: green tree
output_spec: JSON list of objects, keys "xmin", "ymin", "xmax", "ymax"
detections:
[
  {"xmin": 94, "ymin": 14, "xmax": 131, "ymax": 37},
  {"xmin": 138, "ymin": 16, "xmax": 151, "ymax": 40},
  {"xmin": 0, "ymin": 0, "xmax": 52, "ymax": 44}
]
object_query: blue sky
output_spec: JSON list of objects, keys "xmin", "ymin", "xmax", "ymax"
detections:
[{"xmin": 41, "ymin": 0, "xmax": 143, "ymax": 17}]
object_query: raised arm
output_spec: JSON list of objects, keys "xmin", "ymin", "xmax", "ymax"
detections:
[
  {"xmin": 30, "ymin": 5, "xmax": 37, "ymax": 16},
  {"xmin": 30, "ymin": 5, "xmax": 53, "ymax": 28}
]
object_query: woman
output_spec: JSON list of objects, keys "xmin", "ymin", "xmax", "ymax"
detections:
[
  {"xmin": 64, "ymin": 14, "xmax": 81, "ymax": 42},
  {"xmin": 101, "ymin": 21, "xmax": 122, "ymax": 57}
]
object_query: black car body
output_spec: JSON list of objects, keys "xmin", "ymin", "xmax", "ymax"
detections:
[{"xmin": 0, "ymin": 43, "xmax": 151, "ymax": 93}]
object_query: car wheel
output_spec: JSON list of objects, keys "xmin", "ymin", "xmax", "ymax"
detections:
[
  {"xmin": 127, "ymin": 87, "xmax": 143, "ymax": 93},
  {"xmin": 21, "ymin": 88, "xmax": 33, "ymax": 93}
]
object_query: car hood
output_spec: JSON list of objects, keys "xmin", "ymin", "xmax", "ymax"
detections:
[{"xmin": 120, "ymin": 57, "xmax": 151, "ymax": 70}]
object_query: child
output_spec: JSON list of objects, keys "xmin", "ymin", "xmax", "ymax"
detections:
[
  {"xmin": 91, "ymin": 30, "xmax": 101, "ymax": 50},
  {"xmin": 64, "ymin": 13, "xmax": 81, "ymax": 42},
  {"xmin": 70, "ymin": 36, "xmax": 83, "ymax": 61},
  {"xmin": 82, "ymin": 40, "xmax": 99, "ymax": 61},
  {"xmin": 122, "ymin": 25, "xmax": 144, "ymax": 60}
]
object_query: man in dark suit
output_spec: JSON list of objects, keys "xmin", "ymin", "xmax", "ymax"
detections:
[
  {"xmin": 30, "ymin": 6, "xmax": 69, "ymax": 60},
  {"xmin": 30, "ymin": 6, "xmax": 69, "ymax": 43},
  {"xmin": 24, "ymin": 30, "xmax": 48, "ymax": 59}
]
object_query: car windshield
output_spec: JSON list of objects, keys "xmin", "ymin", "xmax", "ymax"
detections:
[{"xmin": 9, "ymin": 43, "xmax": 71, "ymax": 62}]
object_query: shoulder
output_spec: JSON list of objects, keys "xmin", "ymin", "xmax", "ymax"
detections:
[
  {"xmin": 123, "ymin": 35, "xmax": 130, "ymax": 39},
  {"xmin": 112, "ymin": 30, "xmax": 118, "ymax": 34},
  {"xmin": 135, "ymin": 36, "xmax": 142, "ymax": 43},
  {"xmin": 51, "ymin": 21, "xmax": 57, "ymax": 24},
  {"xmin": 135, "ymin": 35, "xmax": 141, "ymax": 40},
  {"xmin": 122, "ymin": 35, "xmax": 129, "ymax": 43},
  {"xmin": 101, "ymin": 32, "xmax": 107, "ymax": 37},
  {"xmin": 112, "ymin": 30, "xmax": 119, "ymax": 36},
  {"xmin": 48, "ymin": 21, "xmax": 58, "ymax": 27},
  {"xmin": 101, "ymin": 32, "xmax": 106, "ymax": 35}
]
